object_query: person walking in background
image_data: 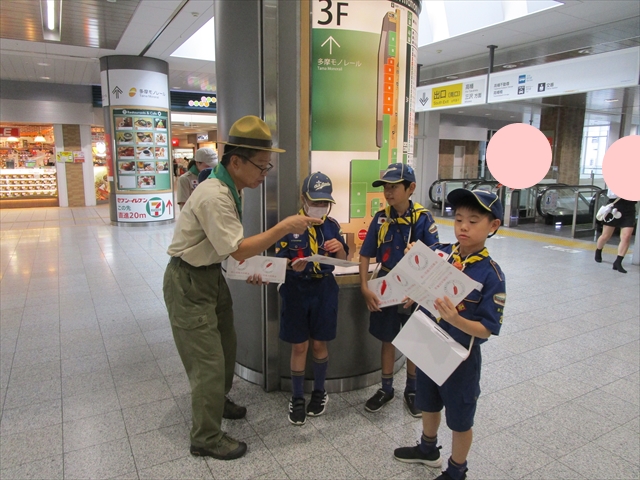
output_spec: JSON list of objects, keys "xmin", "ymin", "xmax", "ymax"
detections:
[
  {"xmin": 595, "ymin": 190, "xmax": 637, "ymax": 274},
  {"xmin": 176, "ymin": 148, "xmax": 218, "ymax": 208}
]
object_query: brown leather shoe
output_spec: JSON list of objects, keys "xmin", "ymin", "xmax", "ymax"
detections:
[
  {"xmin": 190, "ymin": 434, "xmax": 247, "ymax": 460},
  {"xmin": 223, "ymin": 396, "xmax": 247, "ymax": 420}
]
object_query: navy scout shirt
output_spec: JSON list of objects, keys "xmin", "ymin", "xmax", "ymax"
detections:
[
  {"xmin": 275, "ymin": 217, "xmax": 349, "ymax": 278},
  {"xmin": 360, "ymin": 201, "xmax": 439, "ymax": 275},
  {"xmin": 423, "ymin": 243, "xmax": 506, "ymax": 348}
]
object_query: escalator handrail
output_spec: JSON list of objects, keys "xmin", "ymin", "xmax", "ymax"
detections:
[{"xmin": 536, "ymin": 185, "xmax": 603, "ymax": 217}]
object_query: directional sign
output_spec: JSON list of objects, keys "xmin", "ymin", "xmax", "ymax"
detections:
[
  {"xmin": 112, "ymin": 86, "xmax": 123, "ymax": 99},
  {"xmin": 321, "ymin": 36, "xmax": 341, "ymax": 54}
]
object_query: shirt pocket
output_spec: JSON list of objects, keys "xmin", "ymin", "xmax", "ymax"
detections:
[
  {"xmin": 289, "ymin": 241, "xmax": 309, "ymax": 256},
  {"xmin": 461, "ymin": 290, "xmax": 482, "ymax": 316}
]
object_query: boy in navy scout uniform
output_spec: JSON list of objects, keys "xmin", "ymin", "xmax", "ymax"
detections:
[
  {"xmin": 359, "ymin": 163, "xmax": 440, "ymax": 416},
  {"xmin": 394, "ymin": 189, "xmax": 506, "ymax": 480},
  {"xmin": 275, "ymin": 172, "xmax": 349, "ymax": 426}
]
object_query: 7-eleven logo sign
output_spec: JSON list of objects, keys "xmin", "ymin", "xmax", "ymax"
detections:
[{"xmin": 146, "ymin": 197, "xmax": 166, "ymax": 217}]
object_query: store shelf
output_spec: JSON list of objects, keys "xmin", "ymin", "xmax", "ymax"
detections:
[{"xmin": 0, "ymin": 168, "xmax": 58, "ymax": 200}]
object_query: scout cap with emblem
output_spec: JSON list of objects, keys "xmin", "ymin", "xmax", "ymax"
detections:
[
  {"xmin": 372, "ymin": 163, "xmax": 416, "ymax": 187},
  {"xmin": 218, "ymin": 115, "xmax": 285, "ymax": 153},
  {"xmin": 195, "ymin": 147, "xmax": 218, "ymax": 167},
  {"xmin": 302, "ymin": 172, "xmax": 335, "ymax": 203},
  {"xmin": 447, "ymin": 188, "xmax": 504, "ymax": 221}
]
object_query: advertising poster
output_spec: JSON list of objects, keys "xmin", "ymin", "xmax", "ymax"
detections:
[
  {"xmin": 111, "ymin": 107, "xmax": 173, "ymax": 222},
  {"xmin": 113, "ymin": 108, "xmax": 171, "ymax": 192},
  {"xmin": 311, "ymin": 0, "xmax": 421, "ymax": 259}
]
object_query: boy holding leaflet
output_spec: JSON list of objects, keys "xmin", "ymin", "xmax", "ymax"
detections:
[
  {"xmin": 359, "ymin": 163, "xmax": 440, "ymax": 416},
  {"xmin": 275, "ymin": 172, "xmax": 349, "ymax": 426},
  {"xmin": 394, "ymin": 189, "xmax": 506, "ymax": 480}
]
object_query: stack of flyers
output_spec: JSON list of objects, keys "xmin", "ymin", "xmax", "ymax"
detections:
[{"xmin": 226, "ymin": 256, "xmax": 287, "ymax": 283}]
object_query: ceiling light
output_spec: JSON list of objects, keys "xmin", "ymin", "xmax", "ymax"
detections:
[
  {"xmin": 458, "ymin": 111, "xmax": 464, "ymax": 113},
  {"xmin": 37, "ymin": 62, "xmax": 50, "ymax": 66},
  {"xmin": 502, "ymin": 64, "xmax": 518, "ymax": 69},
  {"xmin": 39, "ymin": 0, "xmax": 62, "ymax": 41},
  {"xmin": 604, "ymin": 99, "xmax": 619, "ymax": 103},
  {"xmin": 446, "ymin": 75, "xmax": 458, "ymax": 80},
  {"xmin": 41, "ymin": 76, "xmax": 51, "ymax": 79},
  {"xmin": 34, "ymin": 132, "xmax": 46, "ymax": 143},
  {"xmin": 578, "ymin": 49, "xmax": 591, "ymax": 54},
  {"xmin": 7, "ymin": 136, "xmax": 19, "ymax": 142},
  {"xmin": 485, "ymin": 113, "xmax": 491, "ymax": 116},
  {"xmin": 510, "ymin": 115, "xmax": 515, "ymax": 118}
]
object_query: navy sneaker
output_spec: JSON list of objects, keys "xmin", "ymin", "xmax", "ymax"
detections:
[
  {"xmin": 306, "ymin": 390, "xmax": 328, "ymax": 416},
  {"xmin": 403, "ymin": 391, "xmax": 421, "ymax": 417},
  {"xmin": 288, "ymin": 397, "xmax": 306, "ymax": 425},
  {"xmin": 435, "ymin": 469, "xmax": 467, "ymax": 480},
  {"xmin": 394, "ymin": 444, "xmax": 442, "ymax": 468},
  {"xmin": 364, "ymin": 388, "xmax": 394, "ymax": 412}
]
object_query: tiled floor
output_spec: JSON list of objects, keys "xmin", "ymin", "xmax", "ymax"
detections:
[{"xmin": 1, "ymin": 205, "xmax": 638, "ymax": 480}]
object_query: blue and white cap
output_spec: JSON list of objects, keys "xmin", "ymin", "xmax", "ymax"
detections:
[
  {"xmin": 447, "ymin": 189, "xmax": 503, "ymax": 220},
  {"xmin": 372, "ymin": 163, "xmax": 416, "ymax": 187},
  {"xmin": 302, "ymin": 172, "xmax": 335, "ymax": 203}
]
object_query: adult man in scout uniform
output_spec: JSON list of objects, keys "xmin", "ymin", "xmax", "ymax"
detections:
[{"xmin": 163, "ymin": 116, "xmax": 321, "ymax": 460}]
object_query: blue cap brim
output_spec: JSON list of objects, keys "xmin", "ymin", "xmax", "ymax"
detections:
[{"xmin": 305, "ymin": 192, "xmax": 335, "ymax": 203}]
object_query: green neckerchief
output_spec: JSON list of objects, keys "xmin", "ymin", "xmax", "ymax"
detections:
[
  {"xmin": 188, "ymin": 164, "xmax": 199, "ymax": 175},
  {"xmin": 208, "ymin": 164, "xmax": 242, "ymax": 220}
]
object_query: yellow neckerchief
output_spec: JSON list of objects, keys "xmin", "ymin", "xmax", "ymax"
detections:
[
  {"xmin": 450, "ymin": 243, "xmax": 489, "ymax": 271},
  {"xmin": 298, "ymin": 208, "xmax": 321, "ymax": 272},
  {"xmin": 377, "ymin": 202, "xmax": 428, "ymax": 247}
]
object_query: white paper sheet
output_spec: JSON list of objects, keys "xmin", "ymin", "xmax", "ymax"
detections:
[
  {"xmin": 291, "ymin": 254, "xmax": 359, "ymax": 267},
  {"xmin": 225, "ymin": 256, "xmax": 287, "ymax": 283},
  {"xmin": 367, "ymin": 274, "xmax": 407, "ymax": 308},
  {"xmin": 371, "ymin": 241, "xmax": 482, "ymax": 317}
]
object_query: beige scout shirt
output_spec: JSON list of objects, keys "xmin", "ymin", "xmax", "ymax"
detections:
[
  {"xmin": 176, "ymin": 171, "xmax": 199, "ymax": 205},
  {"xmin": 167, "ymin": 178, "xmax": 244, "ymax": 266}
]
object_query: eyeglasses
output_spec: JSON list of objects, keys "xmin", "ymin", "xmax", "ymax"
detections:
[{"xmin": 236, "ymin": 154, "xmax": 273, "ymax": 175}]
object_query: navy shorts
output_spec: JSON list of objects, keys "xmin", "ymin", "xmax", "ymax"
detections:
[
  {"xmin": 279, "ymin": 275, "xmax": 339, "ymax": 344},
  {"xmin": 415, "ymin": 345, "xmax": 482, "ymax": 432},
  {"xmin": 369, "ymin": 306, "xmax": 410, "ymax": 343}
]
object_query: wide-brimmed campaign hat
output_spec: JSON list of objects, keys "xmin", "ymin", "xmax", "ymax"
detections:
[{"xmin": 218, "ymin": 115, "xmax": 285, "ymax": 153}]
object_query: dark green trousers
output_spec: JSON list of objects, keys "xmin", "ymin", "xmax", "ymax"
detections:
[{"xmin": 163, "ymin": 257, "xmax": 237, "ymax": 448}]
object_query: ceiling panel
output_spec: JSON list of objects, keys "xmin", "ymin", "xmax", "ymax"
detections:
[{"xmin": 0, "ymin": 0, "xmax": 141, "ymax": 49}]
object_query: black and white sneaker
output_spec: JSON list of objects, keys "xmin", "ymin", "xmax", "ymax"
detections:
[
  {"xmin": 306, "ymin": 390, "xmax": 328, "ymax": 416},
  {"xmin": 288, "ymin": 397, "xmax": 306, "ymax": 426},
  {"xmin": 364, "ymin": 388, "xmax": 394, "ymax": 412},
  {"xmin": 394, "ymin": 443, "xmax": 442, "ymax": 468},
  {"xmin": 403, "ymin": 391, "xmax": 421, "ymax": 418}
]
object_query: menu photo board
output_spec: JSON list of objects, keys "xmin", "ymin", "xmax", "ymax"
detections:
[{"xmin": 113, "ymin": 108, "xmax": 171, "ymax": 192}]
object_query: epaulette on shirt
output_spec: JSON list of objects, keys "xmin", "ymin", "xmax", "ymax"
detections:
[
  {"xmin": 325, "ymin": 216, "xmax": 342, "ymax": 231},
  {"xmin": 490, "ymin": 259, "xmax": 504, "ymax": 281}
]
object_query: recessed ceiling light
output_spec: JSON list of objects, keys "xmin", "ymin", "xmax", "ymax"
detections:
[
  {"xmin": 485, "ymin": 113, "xmax": 491, "ymax": 116},
  {"xmin": 578, "ymin": 49, "xmax": 591, "ymax": 54},
  {"xmin": 41, "ymin": 76, "xmax": 51, "ymax": 79},
  {"xmin": 604, "ymin": 99, "xmax": 619, "ymax": 103},
  {"xmin": 446, "ymin": 75, "xmax": 458, "ymax": 80},
  {"xmin": 502, "ymin": 64, "xmax": 518, "ymax": 69},
  {"xmin": 510, "ymin": 115, "xmax": 515, "ymax": 118},
  {"xmin": 37, "ymin": 62, "xmax": 50, "ymax": 66},
  {"xmin": 458, "ymin": 111, "xmax": 464, "ymax": 113}
]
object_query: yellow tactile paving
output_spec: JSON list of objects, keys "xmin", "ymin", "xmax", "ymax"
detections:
[{"xmin": 435, "ymin": 217, "xmax": 626, "ymax": 256}]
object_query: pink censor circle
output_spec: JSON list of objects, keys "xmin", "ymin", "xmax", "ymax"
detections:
[
  {"xmin": 602, "ymin": 136, "xmax": 640, "ymax": 201},
  {"xmin": 486, "ymin": 124, "xmax": 552, "ymax": 189}
]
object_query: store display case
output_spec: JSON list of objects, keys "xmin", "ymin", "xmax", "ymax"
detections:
[{"xmin": 0, "ymin": 168, "xmax": 58, "ymax": 199}]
